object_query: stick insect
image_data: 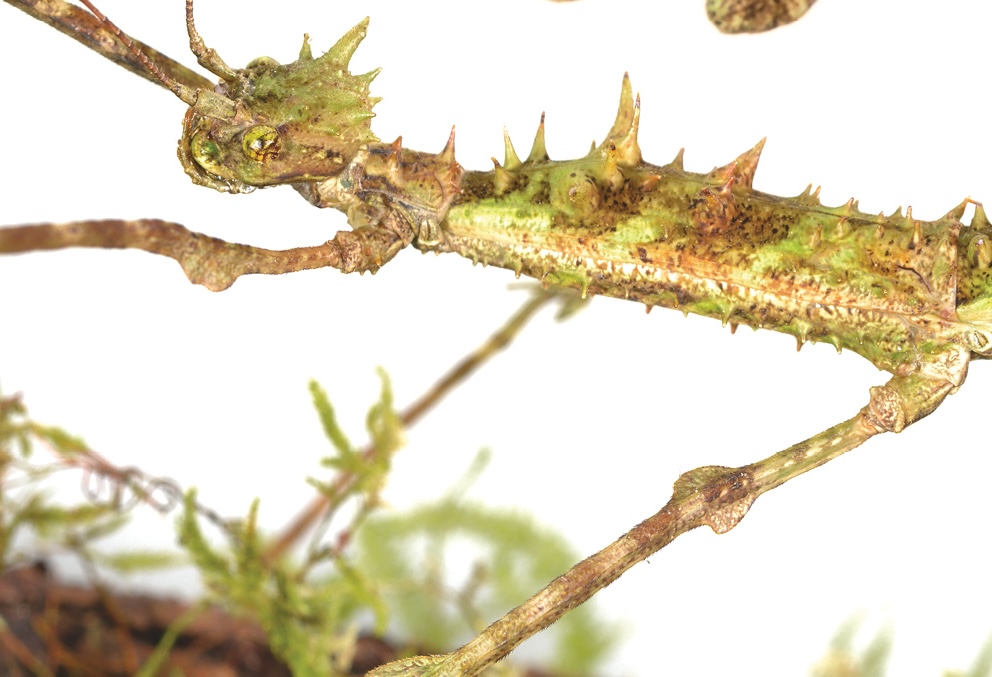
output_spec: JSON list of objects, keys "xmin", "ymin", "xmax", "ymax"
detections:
[{"xmin": 2, "ymin": 0, "xmax": 991, "ymax": 674}]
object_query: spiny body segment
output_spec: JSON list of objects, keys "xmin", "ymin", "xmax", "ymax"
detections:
[
  {"xmin": 438, "ymin": 81, "xmax": 992, "ymax": 376},
  {"xmin": 454, "ymin": 83, "xmax": 987, "ymax": 378},
  {"xmin": 179, "ymin": 22, "xmax": 992, "ymax": 379}
]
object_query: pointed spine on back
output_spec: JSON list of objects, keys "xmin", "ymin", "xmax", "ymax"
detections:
[{"xmin": 526, "ymin": 113, "xmax": 549, "ymax": 164}]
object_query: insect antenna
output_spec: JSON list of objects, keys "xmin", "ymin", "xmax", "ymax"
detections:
[
  {"xmin": 184, "ymin": 0, "xmax": 240, "ymax": 83},
  {"xmin": 79, "ymin": 0, "xmax": 198, "ymax": 104}
]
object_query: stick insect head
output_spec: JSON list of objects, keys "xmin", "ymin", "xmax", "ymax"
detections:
[
  {"xmin": 179, "ymin": 16, "xmax": 381, "ymax": 193},
  {"xmin": 80, "ymin": 0, "xmax": 380, "ymax": 194}
]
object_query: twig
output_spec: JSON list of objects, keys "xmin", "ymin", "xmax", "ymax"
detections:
[
  {"xmin": 0, "ymin": 628, "xmax": 55, "ymax": 677},
  {"xmin": 263, "ymin": 288, "xmax": 561, "ymax": 564},
  {"xmin": 367, "ymin": 409, "xmax": 883, "ymax": 676}
]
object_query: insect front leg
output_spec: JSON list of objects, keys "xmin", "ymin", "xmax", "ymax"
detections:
[{"xmin": 0, "ymin": 218, "xmax": 403, "ymax": 291}]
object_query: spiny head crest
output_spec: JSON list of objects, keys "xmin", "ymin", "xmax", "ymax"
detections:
[
  {"xmin": 975, "ymin": 202, "xmax": 992, "ymax": 231},
  {"xmin": 181, "ymin": 18, "xmax": 381, "ymax": 192}
]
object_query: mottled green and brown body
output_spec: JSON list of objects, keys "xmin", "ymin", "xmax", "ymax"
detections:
[
  {"xmin": 5, "ymin": 7, "xmax": 989, "ymax": 406},
  {"xmin": 435, "ymin": 100, "xmax": 992, "ymax": 377},
  {"xmin": 289, "ymin": 75, "xmax": 992, "ymax": 383},
  {"xmin": 164, "ymin": 15, "xmax": 992, "ymax": 392}
]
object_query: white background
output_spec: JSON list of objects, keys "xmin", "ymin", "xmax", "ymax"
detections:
[{"xmin": 2, "ymin": 1, "xmax": 991, "ymax": 674}]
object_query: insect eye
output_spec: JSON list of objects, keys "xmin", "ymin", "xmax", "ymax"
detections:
[
  {"xmin": 242, "ymin": 125, "xmax": 282, "ymax": 163},
  {"xmin": 190, "ymin": 131, "xmax": 227, "ymax": 176}
]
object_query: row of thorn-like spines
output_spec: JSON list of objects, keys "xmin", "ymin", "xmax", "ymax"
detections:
[
  {"xmin": 380, "ymin": 126, "xmax": 459, "ymax": 177},
  {"xmin": 500, "ymin": 75, "xmax": 992, "ymax": 237},
  {"xmin": 374, "ymin": 127, "xmax": 463, "ymax": 220},
  {"xmin": 405, "ymin": 72, "xmax": 991, "ymax": 262}
]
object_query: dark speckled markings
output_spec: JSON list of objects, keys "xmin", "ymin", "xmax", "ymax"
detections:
[
  {"xmin": 418, "ymin": 77, "xmax": 992, "ymax": 384},
  {"xmin": 7, "ymin": 7, "xmax": 992, "ymax": 673},
  {"xmin": 169, "ymin": 16, "xmax": 991, "ymax": 431}
]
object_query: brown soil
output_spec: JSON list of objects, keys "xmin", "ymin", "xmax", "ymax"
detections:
[{"xmin": 0, "ymin": 562, "xmax": 563, "ymax": 676}]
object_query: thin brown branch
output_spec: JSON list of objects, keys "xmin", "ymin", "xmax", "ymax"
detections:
[
  {"xmin": 367, "ymin": 409, "xmax": 883, "ymax": 676},
  {"xmin": 263, "ymin": 288, "xmax": 561, "ymax": 565},
  {"xmin": 372, "ymin": 361, "xmax": 962, "ymax": 675},
  {"xmin": 3, "ymin": 0, "xmax": 212, "ymax": 92},
  {"xmin": 450, "ymin": 418, "xmax": 877, "ymax": 674}
]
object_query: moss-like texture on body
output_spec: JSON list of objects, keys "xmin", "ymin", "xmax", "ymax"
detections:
[
  {"xmin": 176, "ymin": 25, "xmax": 992, "ymax": 378},
  {"xmin": 434, "ymin": 77, "xmax": 992, "ymax": 375}
]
